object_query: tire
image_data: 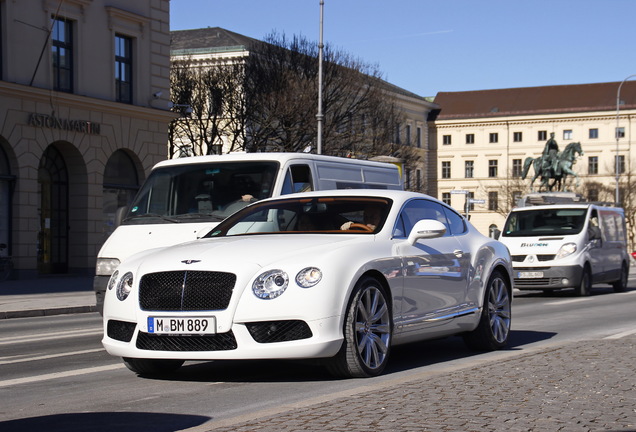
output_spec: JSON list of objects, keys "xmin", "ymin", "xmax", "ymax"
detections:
[
  {"xmin": 575, "ymin": 267, "xmax": 591, "ymax": 296},
  {"xmin": 612, "ymin": 262, "xmax": 628, "ymax": 293},
  {"xmin": 463, "ymin": 270, "xmax": 511, "ymax": 351},
  {"xmin": 123, "ymin": 357, "xmax": 184, "ymax": 375},
  {"xmin": 326, "ymin": 276, "xmax": 392, "ymax": 378}
]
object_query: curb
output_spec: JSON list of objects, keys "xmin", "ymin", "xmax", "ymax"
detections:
[{"xmin": 0, "ymin": 305, "xmax": 98, "ymax": 320}]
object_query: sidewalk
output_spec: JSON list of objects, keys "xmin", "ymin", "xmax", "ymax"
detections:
[{"xmin": 0, "ymin": 275, "xmax": 96, "ymax": 319}]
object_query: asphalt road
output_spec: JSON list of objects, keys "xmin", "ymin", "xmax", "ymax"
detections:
[{"xmin": 1, "ymin": 284, "xmax": 635, "ymax": 432}]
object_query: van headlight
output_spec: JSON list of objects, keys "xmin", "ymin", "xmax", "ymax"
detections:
[
  {"xmin": 556, "ymin": 243, "xmax": 577, "ymax": 259},
  {"xmin": 116, "ymin": 272, "xmax": 134, "ymax": 301},
  {"xmin": 253, "ymin": 270, "xmax": 289, "ymax": 299}
]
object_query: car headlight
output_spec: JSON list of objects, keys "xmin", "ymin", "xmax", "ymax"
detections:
[
  {"xmin": 296, "ymin": 267, "xmax": 322, "ymax": 288},
  {"xmin": 253, "ymin": 270, "xmax": 289, "ymax": 299},
  {"xmin": 96, "ymin": 258, "xmax": 120, "ymax": 276},
  {"xmin": 556, "ymin": 242, "xmax": 577, "ymax": 259},
  {"xmin": 116, "ymin": 272, "xmax": 134, "ymax": 301},
  {"xmin": 107, "ymin": 270, "xmax": 119, "ymax": 290}
]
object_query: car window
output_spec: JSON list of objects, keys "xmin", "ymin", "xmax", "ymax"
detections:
[
  {"xmin": 442, "ymin": 205, "xmax": 466, "ymax": 235},
  {"xmin": 395, "ymin": 199, "xmax": 453, "ymax": 237}
]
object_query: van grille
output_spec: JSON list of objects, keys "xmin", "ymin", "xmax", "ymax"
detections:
[
  {"xmin": 139, "ymin": 271, "xmax": 236, "ymax": 311},
  {"xmin": 512, "ymin": 255, "xmax": 555, "ymax": 262}
]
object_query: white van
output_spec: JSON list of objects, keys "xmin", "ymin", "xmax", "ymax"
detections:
[
  {"xmin": 499, "ymin": 203, "xmax": 629, "ymax": 296},
  {"xmin": 94, "ymin": 153, "xmax": 402, "ymax": 312}
]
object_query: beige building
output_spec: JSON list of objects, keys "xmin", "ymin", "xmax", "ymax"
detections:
[
  {"xmin": 0, "ymin": 0, "xmax": 173, "ymax": 278},
  {"xmin": 429, "ymin": 82, "xmax": 636, "ymax": 237}
]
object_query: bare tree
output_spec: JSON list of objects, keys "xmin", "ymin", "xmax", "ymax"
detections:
[{"xmin": 170, "ymin": 56, "xmax": 247, "ymax": 157}]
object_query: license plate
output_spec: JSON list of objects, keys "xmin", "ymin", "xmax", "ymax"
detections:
[
  {"xmin": 518, "ymin": 271, "xmax": 544, "ymax": 279},
  {"xmin": 147, "ymin": 317, "xmax": 216, "ymax": 334}
]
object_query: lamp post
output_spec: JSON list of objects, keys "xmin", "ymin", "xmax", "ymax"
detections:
[
  {"xmin": 316, "ymin": 0, "xmax": 324, "ymax": 155},
  {"xmin": 615, "ymin": 75, "xmax": 636, "ymax": 205}
]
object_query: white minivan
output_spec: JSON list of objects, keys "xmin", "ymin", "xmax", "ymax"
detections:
[
  {"xmin": 499, "ymin": 203, "xmax": 629, "ymax": 296},
  {"xmin": 94, "ymin": 152, "xmax": 402, "ymax": 312}
]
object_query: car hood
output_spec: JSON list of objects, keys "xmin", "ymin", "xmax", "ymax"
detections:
[{"xmin": 128, "ymin": 234, "xmax": 371, "ymax": 274}]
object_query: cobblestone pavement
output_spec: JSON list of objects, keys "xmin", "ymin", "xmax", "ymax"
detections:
[{"xmin": 205, "ymin": 336, "xmax": 636, "ymax": 432}]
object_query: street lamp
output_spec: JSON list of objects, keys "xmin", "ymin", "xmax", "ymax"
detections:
[
  {"xmin": 316, "ymin": 0, "xmax": 324, "ymax": 155},
  {"xmin": 615, "ymin": 74, "xmax": 636, "ymax": 205}
]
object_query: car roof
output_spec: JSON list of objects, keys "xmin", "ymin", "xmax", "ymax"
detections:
[{"xmin": 258, "ymin": 189, "xmax": 447, "ymax": 205}]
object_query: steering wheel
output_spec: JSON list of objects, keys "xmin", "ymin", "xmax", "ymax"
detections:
[{"xmin": 347, "ymin": 223, "xmax": 373, "ymax": 232}]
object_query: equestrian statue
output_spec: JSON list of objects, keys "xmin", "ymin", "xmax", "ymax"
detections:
[{"xmin": 522, "ymin": 132, "xmax": 584, "ymax": 192}]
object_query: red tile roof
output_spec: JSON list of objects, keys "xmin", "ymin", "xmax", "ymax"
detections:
[{"xmin": 431, "ymin": 81, "xmax": 636, "ymax": 120}]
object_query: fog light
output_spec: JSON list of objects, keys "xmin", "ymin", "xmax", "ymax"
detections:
[{"xmin": 561, "ymin": 278, "xmax": 569, "ymax": 285}]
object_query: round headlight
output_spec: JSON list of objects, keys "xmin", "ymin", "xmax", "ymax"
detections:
[
  {"xmin": 296, "ymin": 267, "xmax": 322, "ymax": 288},
  {"xmin": 253, "ymin": 270, "xmax": 289, "ymax": 299},
  {"xmin": 116, "ymin": 271, "xmax": 134, "ymax": 301},
  {"xmin": 107, "ymin": 270, "xmax": 119, "ymax": 291}
]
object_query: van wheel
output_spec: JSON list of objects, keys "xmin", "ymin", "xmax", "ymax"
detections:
[
  {"xmin": 612, "ymin": 263, "xmax": 628, "ymax": 293},
  {"xmin": 575, "ymin": 268, "xmax": 591, "ymax": 296}
]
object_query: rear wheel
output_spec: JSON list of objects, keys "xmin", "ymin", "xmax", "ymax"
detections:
[
  {"xmin": 612, "ymin": 262, "xmax": 628, "ymax": 293},
  {"xmin": 575, "ymin": 267, "xmax": 591, "ymax": 296},
  {"xmin": 123, "ymin": 358, "xmax": 184, "ymax": 375},
  {"xmin": 326, "ymin": 276, "xmax": 392, "ymax": 378},
  {"xmin": 463, "ymin": 270, "xmax": 511, "ymax": 351}
]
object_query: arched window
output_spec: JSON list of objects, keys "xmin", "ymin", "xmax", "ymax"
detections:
[{"xmin": 103, "ymin": 150, "xmax": 139, "ymax": 239}]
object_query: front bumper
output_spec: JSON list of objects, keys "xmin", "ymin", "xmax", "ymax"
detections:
[{"xmin": 513, "ymin": 264, "xmax": 583, "ymax": 290}]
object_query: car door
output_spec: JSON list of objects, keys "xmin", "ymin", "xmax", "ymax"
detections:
[{"xmin": 394, "ymin": 199, "xmax": 470, "ymax": 331}]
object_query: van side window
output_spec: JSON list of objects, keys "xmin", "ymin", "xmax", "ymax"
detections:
[{"xmin": 281, "ymin": 165, "xmax": 313, "ymax": 195}]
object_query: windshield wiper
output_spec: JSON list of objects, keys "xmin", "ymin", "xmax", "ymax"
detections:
[{"xmin": 123, "ymin": 213, "xmax": 180, "ymax": 223}]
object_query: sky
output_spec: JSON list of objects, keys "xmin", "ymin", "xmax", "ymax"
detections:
[{"xmin": 170, "ymin": 0, "xmax": 636, "ymax": 98}]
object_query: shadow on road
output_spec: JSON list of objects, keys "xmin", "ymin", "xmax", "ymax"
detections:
[{"xmin": 0, "ymin": 412, "xmax": 210, "ymax": 432}]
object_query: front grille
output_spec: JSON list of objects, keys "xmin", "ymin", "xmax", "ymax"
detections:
[
  {"xmin": 136, "ymin": 331, "xmax": 237, "ymax": 351},
  {"xmin": 246, "ymin": 320, "xmax": 313, "ymax": 343},
  {"xmin": 512, "ymin": 255, "xmax": 555, "ymax": 262},
  {"xmin": 514, "ymin": 277, "xmax": 562, "ymax": 287},
  {"xmin": 139, "ymin": 271, "xmax": 236, "ymax": 311},
  {"xmin": 107, "ymin": 319, "xmax": 136, "ymax": 342}
]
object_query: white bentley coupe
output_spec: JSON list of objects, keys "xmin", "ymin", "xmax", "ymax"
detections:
[{"xmin": 102, "ymin": 190, "xmax": 513, "ymax": 378}]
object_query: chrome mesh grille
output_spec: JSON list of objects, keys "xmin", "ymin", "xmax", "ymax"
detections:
[
  {"xmin": 136, "ymin": 331, "xmax": 237, "ymax": 351},
  {"xmin": 139, "ymin": 271, "xmax": 236, "ymax": 311}
]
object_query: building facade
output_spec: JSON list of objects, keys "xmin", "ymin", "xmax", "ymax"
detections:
[
  {"xmin": 429, "ymin": 82, "xmax": 636, "ymax": 237},
  {"xmin": 0, "ymin": 0, "xmax": 173, "ymax": 278}
]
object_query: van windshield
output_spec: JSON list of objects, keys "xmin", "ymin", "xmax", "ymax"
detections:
[
  {"xmin": 502, "ymin": 208, "xmax": 587, "ymax": 237},
  {"xmin": 123, "ymin": 161, "xmax": 279, "ymax": 224}
]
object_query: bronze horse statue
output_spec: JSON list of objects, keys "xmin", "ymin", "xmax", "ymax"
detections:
[{"xmin": 522, "ymin": 141, "xmax": 584, "ymax": 191}]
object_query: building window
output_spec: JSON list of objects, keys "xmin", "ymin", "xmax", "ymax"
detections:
[
  {"xmin": 512, "ymin": 191, "xmax": 522, "ymax": 206},
  {"xmin": 441, "ymin": 161, "xmax": 451, "ymax": 179},
  {"xmin": 405, "ymin": 168, "xmax": 411, "ymax": 190},
  {"xmin": 589, "ymin": 128, "xmax": 599, "ymax": 139},
  {"xmin": 416, "ymin": 127, "xmax": 422, "ymax": 148},
  {"xmin": 115, "ymin": 35, "xmax": 133, "ymax": 104},
  {"xmin": 466, "ymin": 134, "xmax": 475, "ymax": 144},
  {"xmin": 563, "ymin": 130, "xmax": 573, "ymax": 140},
  {"xmin": 538, "ymin": 131, "xmax": 547, "ymax": 141},
  {"xmin": 416, "ymin": 170, "xmax": 422, "ymax": 190},
  {"xmin": 405, "ymin": 125, "xmax": 411, "ymax": 146},
  {"xmin": 488, "ymin": 160, "xmax": 498, "ymax": 177},
  {"xmin": 616, "ymin": 127, "xmax": 625, "ymax": 139},
  {"xmin": 588, "ymin": 156, "xmax": 598, "ymax": 175},
  {"xmin": 513, "ymin": 132, "xmax": 522, "ymax": 142},
  {"xmin": 466, "ymin": 192, "xmax": 475, "ymax": 211},
  {"xmin": 512, "ymin": 159, "xmax": 522, "ymax": 177},
  {"xmin": 442, "ymin": 135, "xmax": 452, "ymax": 145},
  {"xmin": 588, "ymin": 188, "xmax": 599, "ymax": 202},
  {"xmin": 395, "ymin": 124, "xmax": 401, "ymax": 145},
  {"xmin": 442, "ymin": 192, "xmax": 451, "ymax": 206},
  {"xmin": 489, "ymin": 133, "xmax": 498, "ymax": 143},
  {"xmin": 616, "ymin": 155, "xmax": 625, "ymax": 174},
  {"xmin": 488, "ymin": 191, "xmax": 498, "ymax": 211},
  {"xmin": 52, "ymin": 17, "xmax": 73, "ymax": 93},
  {"xmin": 465, "ymin": 160, "xmax": 474, "ymax": 178}
]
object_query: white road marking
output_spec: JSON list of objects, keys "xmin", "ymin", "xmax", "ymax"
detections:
[
  {"xmin": 0, "ymin": 348, "xmax": 105, "ymax": 365},
  {"xmin": 0, "ymin": 328, "xmax": 102, "ymax": 345},
  {"xmin": 604, "ymin": 328, "xmax": 636, "ymax": 339},
  {"xmin": 546, "ymin": 298, "xmax": 590, "ymax": 306},
  {"xmin": 0, "ymin": 363, "xmax": 124, "ymax": 388}
]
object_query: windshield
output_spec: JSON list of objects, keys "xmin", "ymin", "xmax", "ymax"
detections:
[
  {"xmin": 502, "ymin": 208, "xmax": 587, "ymax": 237},
  {"xmin": 206, "ymin": 196, "xmax": 392, "ymax": 237},
  {"xmin": 123, "ymin": 161, "xmax": 279, "ymax": 224}
]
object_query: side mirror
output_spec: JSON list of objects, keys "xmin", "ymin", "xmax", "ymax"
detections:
[
  {"xmin": 407, "ymin": 219, "xmax": 447, "ymax": 245},
  {"xmin": 114, "ymin": 206, "xmax": 129, "ymax": 228}
]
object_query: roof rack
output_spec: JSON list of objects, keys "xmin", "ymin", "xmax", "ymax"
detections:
[{"xmin": 516, "ymin": 192, "xmax": 586, "ymax": 207}]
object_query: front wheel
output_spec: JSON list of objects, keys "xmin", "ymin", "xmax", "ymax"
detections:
[
  {"xmin": 463, "ymin": 270, "xmax": 511, "ymax": 351},
  {"xmin": 575, "ymin": 267, "xmax": 591, "ymax": 296},
  {"xmin": 123, "ymin": 357, "xmax": 184, "ymax": 375},
  {"xmin": 612, "ymin": 262, "xmax": 628, "ymax": 293},
  {"xmin": 326, "ymin": 276, "xmax": 392, "ymax": 378}
]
